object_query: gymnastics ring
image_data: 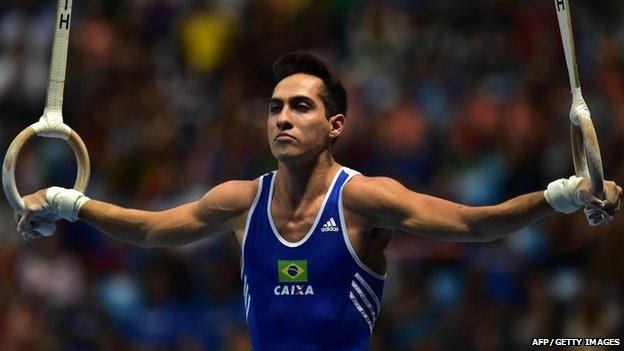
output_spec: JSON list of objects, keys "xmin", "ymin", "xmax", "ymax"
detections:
[
  {"xmin": 571, "ymin": 116, "xmax": 604, "ymax": 199},
  {"xmin": 2, "ymin": 121, "xmax": 90, "ymax": 215}
]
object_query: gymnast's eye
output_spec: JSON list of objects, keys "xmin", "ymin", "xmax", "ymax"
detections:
[
  {"xmin": 294, "ymin": 103, "xmax": 311, "ymax": 112},
  {"xmin": 269, "ymin": 103, "xmax": 282, "ymax": 114}
]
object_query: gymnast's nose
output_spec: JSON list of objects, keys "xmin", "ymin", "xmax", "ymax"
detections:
[{"xmin": 276, "ymin": 108, "xmax": 293, "ymax": 131}]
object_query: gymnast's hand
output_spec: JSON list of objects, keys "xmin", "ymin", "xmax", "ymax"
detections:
[
  {"xmin": 16, "ymin": 189, "xmax": 57, "ymax": 240},
  {"xmin": 545, "ymin": 176, "xmax": 622, "ymax": 226},
  {"xmin": 576, "ymin": 178, "xmax": 622, "ymax": 226},
  {"xmin": 16, "ymin": 187, "xmax": 90, "ymax": 240}
]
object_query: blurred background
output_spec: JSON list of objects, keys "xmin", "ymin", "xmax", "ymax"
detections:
[{"xmin": 1, "ymin": 0, "xmax": 624, "ymax": 350}]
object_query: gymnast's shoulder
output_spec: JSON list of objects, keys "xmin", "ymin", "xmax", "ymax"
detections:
[
  {"xmin": 197, "ymin": 179, "xmax": 260, "ymax": 214},
  {"xmin": 341, "ymin": 175, "xmax": 410, "ymax": 217}
]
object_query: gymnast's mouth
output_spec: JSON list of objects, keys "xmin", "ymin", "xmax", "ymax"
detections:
[{"xmin": 275, "ymin": 133, "xmax": 296, "ymax": 141}]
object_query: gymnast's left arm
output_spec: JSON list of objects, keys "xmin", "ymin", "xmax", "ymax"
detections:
[{"xmin": 344, "ymin": 176, "xmax": 622, "ymax": 242}]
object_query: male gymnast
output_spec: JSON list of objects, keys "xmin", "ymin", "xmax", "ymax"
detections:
[{"xmin": 16, "ymin": 51, "xmax": 622, "ymax": 351}]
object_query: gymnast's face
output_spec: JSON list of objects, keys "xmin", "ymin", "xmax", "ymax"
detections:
[{"xmin": 268, "ymin": 73, "xmax": 342, "ymax": 162}]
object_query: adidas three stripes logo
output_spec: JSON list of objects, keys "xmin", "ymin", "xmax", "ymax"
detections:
[{"xmin": 321, "ymin": 217, "xmax": 339, "ymax": 232}]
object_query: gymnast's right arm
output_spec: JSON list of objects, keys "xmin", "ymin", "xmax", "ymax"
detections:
[{"xmin": 17, "ymin": 180, "xmax": 258, "ymax": 247}]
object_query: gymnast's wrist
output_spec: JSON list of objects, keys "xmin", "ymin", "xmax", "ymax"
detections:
[
  {"xmin": 544, "ymin": 176, "xmax": 584, "ymax": 214},
  {"xmin": 45, "ymin": 186, "xmax": 90, "ymax": 222}
]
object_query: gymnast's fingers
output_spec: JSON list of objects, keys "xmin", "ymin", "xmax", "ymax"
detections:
[{"xmin": 17, "ymin": 210, "xmax": 35, "ymax": 233}]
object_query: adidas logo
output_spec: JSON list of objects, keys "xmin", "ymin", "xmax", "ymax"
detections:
[{"xmin": 321, "ymin": 218, "xmax": 339, "ymax": 232}]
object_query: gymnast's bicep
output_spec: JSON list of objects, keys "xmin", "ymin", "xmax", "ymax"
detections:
[
  {"xmin": 144, "ymin": 180, "xmax": 258, "ymax": 246},
  {"xmin": 343, "ymin": 176, "xmax": 471, "ymax": 241}
]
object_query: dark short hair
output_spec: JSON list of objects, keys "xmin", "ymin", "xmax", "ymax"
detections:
[{"xmin": 272, "ymin": 51, "xmax": 347, "ymax": 118}]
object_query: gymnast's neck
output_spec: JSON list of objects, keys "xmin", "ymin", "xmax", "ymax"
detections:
[{"xmin": 275, "ymin": 151, "xmax": 341, "ymax": 206}]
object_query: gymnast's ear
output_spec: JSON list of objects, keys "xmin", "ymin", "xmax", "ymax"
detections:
[{"xmin": 328, "ymin": 114, "xmax": 344, "ymax": 140}]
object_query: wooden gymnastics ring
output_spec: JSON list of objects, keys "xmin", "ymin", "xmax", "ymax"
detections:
[
  {"xmin": 2, "ymin": 121, "xmax": 90, "ymax": 215},
  {"xmin": 556, "ymin": 0, "xmax": 607, "ymax": 225},
  {"xmin": 3, "ymin": 0, "xmax": 89, "ymax": 220},
  {"xmin": 571, "ymin": 118, "xmax": 604, "ymax": 199}
]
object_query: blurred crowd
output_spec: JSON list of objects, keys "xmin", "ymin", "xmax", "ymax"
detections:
[{"xmin": 1, "ymin": 0, "xmax": 624, "ymax": 350}]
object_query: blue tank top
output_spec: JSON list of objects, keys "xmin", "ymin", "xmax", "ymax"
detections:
[{"xmin": 241, "ymin": 167, "xmax": 386, "ymax": 351}]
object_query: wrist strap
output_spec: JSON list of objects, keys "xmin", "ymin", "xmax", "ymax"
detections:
[
  {"xmin": 544, "ymin": 176, "xmax": 584, "ymax": 214},
  {"xmin": 46, "ymin": 186, "xmax": 90, "ymax": 222}
]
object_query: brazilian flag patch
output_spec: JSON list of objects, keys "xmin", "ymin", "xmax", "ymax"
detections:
[{"xmin": 278, "ymin": 260, "xmax": 308, "ymax": 282}]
